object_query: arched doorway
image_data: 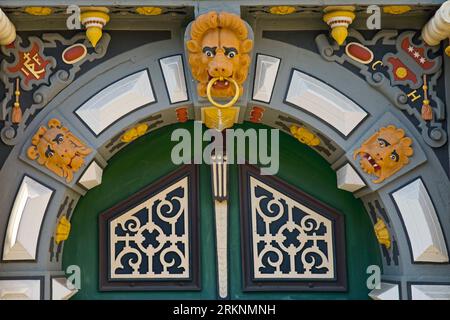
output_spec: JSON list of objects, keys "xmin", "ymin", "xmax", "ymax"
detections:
[
  {"xmin": 62, "ymin": 121, "xmax": 380, "ymax": 299},
  {"xmin": 1, "ymin": 12, "xmax": 448, "ymax": 300}
]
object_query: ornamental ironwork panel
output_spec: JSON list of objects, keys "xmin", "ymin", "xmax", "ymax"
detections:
[
  {"xmin": 99, "ymin": 165, "xmax": 200, "ymax": 291},
  {"xmin": 249, "ymin": 177, "xmax": 334, "ymax": 279},
  {"xmin": 110, "ymin": 177, "xmax": 190, "ymax": 279},
  {"xmin": 239, "ymin": 164, "xmax": 347, "ymax": 291}
]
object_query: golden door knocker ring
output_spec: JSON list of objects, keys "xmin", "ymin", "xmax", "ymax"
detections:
[{"xmin": 206, "ymin": 77, "xmax": 240, "ymax": 109}]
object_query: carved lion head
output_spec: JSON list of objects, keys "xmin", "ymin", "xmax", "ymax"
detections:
[
  {"xmin": 353, "ymin": 125, "xmax": 414, "ymax": 183},
  {"xmin": 27, "ymin": 119, "xmax": 92, "ymax": 182},
  {"xmin": 186, "ymin": 11, "xmax": 253, "ymax": 98}
]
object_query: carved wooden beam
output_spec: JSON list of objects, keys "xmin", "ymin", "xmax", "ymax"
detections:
[
  {"xmin": 422, "ymin": 0, "xmax": 450, "ymax": 56},
  {"xmin": 211, "ymin": 153, "xmax": 229, "ymax": 299},
  {"xmin": 0, "ymin": 8, "xmax": 16, "ymax": 45}
]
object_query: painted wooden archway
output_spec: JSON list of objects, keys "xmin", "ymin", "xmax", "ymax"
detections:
[{"xmin": 0, "ymin": 13, "xmax": 449, "ymax": 300}]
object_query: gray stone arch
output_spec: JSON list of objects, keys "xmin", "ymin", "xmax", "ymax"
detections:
[{"xmin": 0, "ymin": 29, "xmax": 449, "ymax": 300}]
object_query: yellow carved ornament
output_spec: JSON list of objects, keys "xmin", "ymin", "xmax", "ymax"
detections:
[
  {"xmin": 374, "ymin": 218, "xmax": 391, "ymax": 249},
  {"xmin": 80, "ymin": 9, "xmax": 110, "ymax": 48},
  {"xmin": 24, "ymin": 7, "xmax": 53, "ymax": 16},
  {"xmin": 395, "ymin": 67, "xmax": 408, "ymax": 79},
  {"xmin": 383, "ymin": 6, "xmax": 412, "ymax": 15},
  {"xmin": 290, "ymin": 125, "xmax": 321, "ymax": 146},
  {"xmin": 121, "ymin": 123, "xmax": 149, "ymax": 143},
  {"xmin": 323, "ymin": 9, "xmax": 356, "ymax": 46},
  {"xmin": 202, "ymin": 107, "xmax": 239, "ymax": 131},
  {"xmin": 206, "ymin": 77, "xmax": 240, "ymax": 109},
  {"xmin": 136, "ymin": 7, "xmax": 163, "ymax": 15},
  {"xmin": 55, "ymin": 216, "xmax": 71, "ymax": 245},
  {"xmin": 186, "ymin": 11, "xmax": 253, "ymax": 98},
  {"xmin": 353, "ymin": 125, "xmax": 413, "ymax": 184},
  {"xmin": 269, "ymin": 6, "xmax": 296, "ymax": 15},
  {"xmin": 27, "ymin": 119, "xmax": 92, "ymax": 183}
]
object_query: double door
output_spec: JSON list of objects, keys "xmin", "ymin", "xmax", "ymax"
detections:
[{"xmin": 62, "ymin": 122, "xmax": 380, "ymax": 299}]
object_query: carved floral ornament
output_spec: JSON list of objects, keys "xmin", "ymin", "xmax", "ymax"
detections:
[
  {"xmin": 120, "ymin": 123, "xmax": 148, "ymax": 143},
  {"xmin": 353, "ymin": 125, "xmax": 414, "ymax": 184},
  {"xmin": 290, "ymin": 125, "xmax": 321, "ymax": 147},
  {"xmin": 27, "ymin": 119, "xmax": 92, "ymax": 183}
]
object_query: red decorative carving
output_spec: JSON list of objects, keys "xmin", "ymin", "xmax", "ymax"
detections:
[
  {"xmin": 345, "ymin": 42, "xmax": 373, "ymax": 64},
  {"xmin": 387, "ymin": 57, "xmax": 417, "ymax": 84},
  {"xmin": 62, "ymin": 44, "xmax": 87, "ymax": 65},
  {"xmin": 7, "ymin": 41, "xmax": 51, "ymax": 86},
  {"xmin": 176, "ymin": 107, "xmax": 189, "ymax": 123},
  {"xmin": 249, "ymin": 106, "xmax": 264, "ymax": 123},
  {"xmin": 401, "ymin": 37, "xmax": 435, "ymax": 70}
]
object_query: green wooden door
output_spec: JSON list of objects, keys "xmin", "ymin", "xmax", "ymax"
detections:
[
  {"xmin": 62, "ymin": 122, "xmax": 381, "ymax": 299},
  {"xmin": 63, "ymin": 122, "xmax": 217, "ymax": 299},
  {"xmin": 228, "ymin": 123, "xmax": 381, "ymax": 299}
]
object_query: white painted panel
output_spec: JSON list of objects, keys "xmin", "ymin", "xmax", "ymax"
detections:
[
  {"xmin": 369, "ymin": 282, "xmax": 400, "ymax": 300},
  {"xmin": 159, "ymin": 55, "xmax": 188, "ymax": 103},
  {"xmin": 253, "ymin": 54, "xmax": 280, "ymax": 103},
  {"xmin": 215, "ymin": 200, "xmax": 228, "ymax": 299},
  {"xmin": 78, "ymin": 161, "xmax": 103, "ymax": 190},
  {"xmin": 392, "ymin": 179, "xmax": 448, "ymax": 262},
  {"xmin": 285, "ymin": 70, "xmax": 367, "ymax": 136},
  {"xmin": 3, "ymin": 176, "xmax": 53, "ymax": 260},
  {"xmin": 52, "ymin": 278, "xmax": 78, "ymax": 300},
  {"xmin": 336, "ymin": 163, "xmax": 366, "ymax": 192},
  {"xmin": 411, "ymin": 284, "xmax": 450, "ymax": 300},
  {"xmin": 0, "ymin": 279, "xmax": 41, "ymax": 300},
  {"xmin": 76, "ymin": 70, "xmax": 155, "ymax": 135}
]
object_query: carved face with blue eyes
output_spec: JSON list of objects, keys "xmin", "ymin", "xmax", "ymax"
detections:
[
  {"xmin": 353, "ymin": 125, "xmax": 414, "ymax": 183},
  {"xmin": 27, "ymin": 119, "xmax": 92, "ymax": 183}
]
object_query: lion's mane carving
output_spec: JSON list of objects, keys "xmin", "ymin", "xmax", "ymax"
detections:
[
  {"xmin": 353, "ymin": 125, "xmax": 414, "ymax": 183},
  {"xmin": 27, "ymin": 119, "xmax": 92, "ymax": 183},
  {"xmin": 186, "ymin": 11, "xmax": 253, "ymax": 98}
]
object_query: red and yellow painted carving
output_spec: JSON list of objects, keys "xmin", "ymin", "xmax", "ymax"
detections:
[
  {"xmin": 7, "ymin": 41, "xmax": 51, "ymax": 86},
  {"xmin": 186, "ymin": 11, "xmax": 253, "ymax": 98},
  {"xmin": 27, "ymin": 119, "xmax": 92, "ymax": 183},
  {"xmin": 353, "ymin": 125, "xmax": 414, "ymax": 183}
]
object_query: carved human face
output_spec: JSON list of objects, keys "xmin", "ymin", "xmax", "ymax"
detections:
[{"xmin": 353, "ymin": 125, "xmax": 414, "ymax": 183}]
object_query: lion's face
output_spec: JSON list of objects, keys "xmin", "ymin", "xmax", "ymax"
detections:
[
  {"xmin": 27, "ymin": 119, "xmax": 92, "ymax": 182},
  {"xmin": 186, "ymin": 11, "xmax": 253, "ymax": 98},
  {"xmin": 353, "ymin": 125, "xmax": 413, "ymax": 183}
]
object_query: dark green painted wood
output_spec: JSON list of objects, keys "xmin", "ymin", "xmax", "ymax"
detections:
[
  {"xmin": 63, "ymin": 122, "xmax": 217, "ymax": 299},
  {"xmin": 62, "ymin": 121, "xmax": 381, "ymax": 299},
  {"xmin": 228, "ymin": 122, "xmax": 381, "ymax": 299}
]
